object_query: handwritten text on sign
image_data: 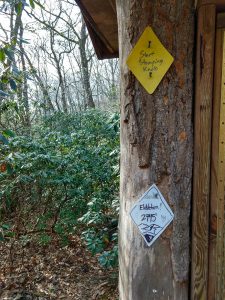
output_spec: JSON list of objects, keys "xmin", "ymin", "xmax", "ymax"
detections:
[
  {"xmin": 130, "ymin": 184, "xmax": 174, "ymax": 247},
  {"xmin": 127, "ymin": 27, "xmax": 174, "ymax": 94}
]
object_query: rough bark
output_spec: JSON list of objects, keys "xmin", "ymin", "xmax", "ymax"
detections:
[{"xmin": 117, "ymin": 1, "xmax": 194, "ymax": 299}]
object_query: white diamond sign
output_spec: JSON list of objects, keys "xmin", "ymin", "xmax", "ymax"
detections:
[{"xmin": 130, "ymin": 184, "xmax": 174, "ymax": 247}]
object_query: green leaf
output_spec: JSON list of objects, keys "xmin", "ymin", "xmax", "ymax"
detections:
[
  {"xmin": 6, "ymin": 231, "xmax": 16, "ymax": 238},
  {"xmin": 0, "ymin": 90, "xmax": 9, "ymax": 97},
  {"xmin": 2, "ymin": 129, "xmax": 15, "ymax": 138},
  {"xmin": 9, "ymin": 79, "xmax": 17, "ymax": 91},
  {"xmin": 0, "ymin": 233, "xmax": 4, "ymax": 242},
  {"xmin": 1, "ymin": 224, "xmax": 10, "ymax": 230},
  {"xmin": 1, "ymin": 76, "xmax": 8, "ymax": 84},
  {"xmin": 6, "ymin": 164, "xmax": 13, "ymax": 175},
  {"xmin": 29, "ymin": 0, "xmax": 35, "ymax": 9},
  {"xmin": 12, "ymin": 66, "xmax": 20, "ymax": 76},
  {"xmin": 18, "ymin": 38, "xmax": 30, "ymax": 44},
  {"xmin": 0, "ymin": 133, "xmax": 9, "ymax": 145},
  {"xmin": 15, "ymin": 2, "xmax": 23, "ymax": 15},
  {"xmin": 0, "ymin": 48, "xmax": 5, "ymax": 62},
  {"xmin": 4, "ymin": 49, "xmax": 14, "ymax": 61},
  {"xmin": 39, "ymin": 234, "xmax": 52, "ymax": 245}
]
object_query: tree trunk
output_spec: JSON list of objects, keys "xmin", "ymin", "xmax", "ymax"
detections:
[
  {"xmin": 50, "ymin": 30, "xmax": 68, "ymax": 113},
  {"xmin": 117, "ymin": 1, "xmax": 194, "ymax": 299},
  {"xmin": 0, "ymin": 3, "xmax": 22, "ymax": 103},
  {"xmin": 19, "ymin": 20, "xmax": 30, "ymax": 127},
  {"xmin": 24, "ymin": 52, "xmax": 55, "ymax": 113},
  {"xmin": 79, "ymin": 18, "xmax": 95, "ymax": 109}
]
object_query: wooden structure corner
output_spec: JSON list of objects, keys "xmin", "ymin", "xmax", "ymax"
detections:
[{"xmin": 75, "ymin": 0, "xmax": 118, "ymax": 59}]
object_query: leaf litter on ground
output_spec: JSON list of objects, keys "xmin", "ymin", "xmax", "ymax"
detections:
[{"xmin": 0, "ymin": 236, "xmax": 118, "ymax": 300}]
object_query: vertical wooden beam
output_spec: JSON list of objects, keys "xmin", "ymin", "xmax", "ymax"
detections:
[
  {"xmin": 215, "ymin": 29, "xmax": 225, "ymax": 300},
  {"xmin": 191, "ymin": 4, "xmax": 216, "ymax": 300},
  {"xmin": 208, "ymin": 25, "xmax": 223, "ymax": 300}
]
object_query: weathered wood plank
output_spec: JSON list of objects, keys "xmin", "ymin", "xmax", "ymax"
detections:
[
  {"xmin": 208, "ymin": 26, "xmax": 223, "ymax": 300},
  {"xmin": 217, "ymin": 13, "xmax": 225, "ymax": 28},
  {"xmin": 215, "ymin": 30, "xmax": 225, "ymax": 300},
  {"xmin": 197, "ymin": 0, "xmax": 225, "ymax": 11},
  {"xmin": 191, "ymin": 4, "xmax": 216, "ymax": 300}
]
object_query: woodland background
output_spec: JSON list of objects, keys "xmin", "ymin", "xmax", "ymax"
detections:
[{"xmin": 0, "ymin": 1, "xmax": 120, "ymax": 299}]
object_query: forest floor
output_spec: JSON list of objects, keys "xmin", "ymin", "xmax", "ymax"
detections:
[{"xmin": 0, "ymin": 236, "xmax": 118, "ymax": 300}]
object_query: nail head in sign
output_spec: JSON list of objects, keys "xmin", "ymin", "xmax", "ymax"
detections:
[{"xmin": 130, "ymin": 184, "xmax": 174, "ymax": 247}]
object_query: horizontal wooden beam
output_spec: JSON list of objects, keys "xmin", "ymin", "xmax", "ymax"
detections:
[{"xmin": 197, "ymin": 0, "xmax": 225, "ymax": 11}]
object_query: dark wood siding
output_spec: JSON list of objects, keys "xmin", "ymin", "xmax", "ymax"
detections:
[{"xmin": 75, "ymin": 0, "xmax": 118, "ymax": 59}]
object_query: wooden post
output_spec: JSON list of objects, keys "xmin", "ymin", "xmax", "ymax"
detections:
[
  {"xmin": 215, "ymin": 29, "xmax": 225, "ymax": 299},
  {"xmin": 191, "ymin": 4, "xmax": 216, "ymax": 300},
  {"xmin": 117, "ymin": 1, "xmax": 194, "ymax": 299},
  {"xmin": 208, "ymin": 21, "xmax": 223, "ymax": 300},
  {"xmin": 209, "ymin": 16, "xmax": 225, "ymax": 298}
]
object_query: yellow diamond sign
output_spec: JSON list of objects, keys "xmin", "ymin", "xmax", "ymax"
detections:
[{"xmin": 126, "ymin": 26, "xmax": 174, "ymax": 94}]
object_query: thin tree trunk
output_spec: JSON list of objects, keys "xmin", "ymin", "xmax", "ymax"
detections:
[
  {"xmin": 50, "ymin": 30, "xmax": 68, "ymax": 113},
  {"xmin": 24, "ymin": 52, "xmax": 55, "ymax": 113},
  {"xmin": 68, "ymin": 55, "xmax": 82, "ymax": 111},
  {"xmin": 0, "ymin": 4, "xmax": 22, "ymax": 102},
  {"xmin": 117, "ymin": 1, "xmax": 194, "ymax": 299},
  {"xmin": 19, "ymin": 20, "xmax": 30, "ymax": 127},
  {"xmin": 9, "ymin": 3, "xmax": 22, "ymax": 67},
  {"xmin": 79, "ymin": 18, "xmax": 95, "ymax": 109}
]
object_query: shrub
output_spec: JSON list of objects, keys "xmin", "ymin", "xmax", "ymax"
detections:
[{"xmin": 0, "ymin": 110, "xmax": 119, "ymax": 268}]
